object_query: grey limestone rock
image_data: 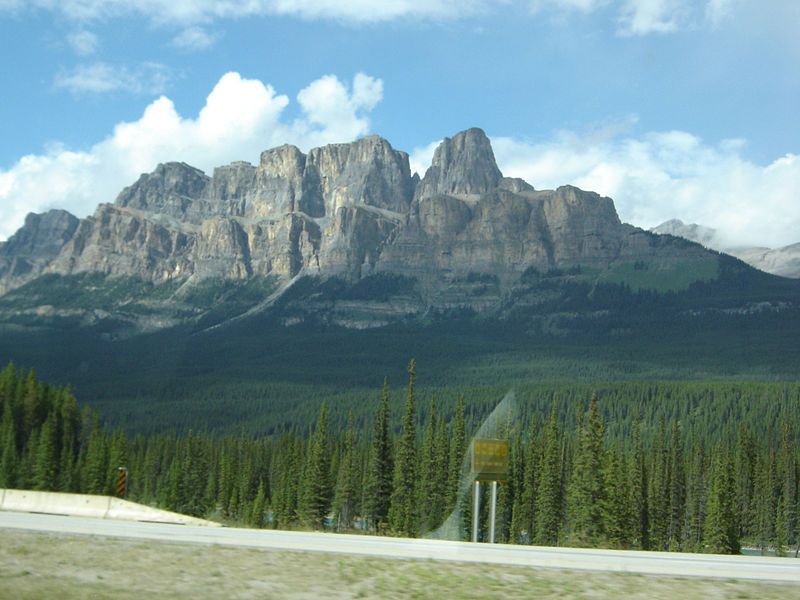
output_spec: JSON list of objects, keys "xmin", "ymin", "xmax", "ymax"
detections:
[
  {"xmin": 116, "ymin": 162, "xmax": 212, "ymax": 223},
  {"xmin": 0, "ymin": 209, "xmax": 80, "ymax": 294},
  {"xmin": 0, "ymin": 128, "xmax": 733, "ymax": 328},
  {"xmin": 415, "ymin": 128, "xmax": 502, "ymax": 199}
]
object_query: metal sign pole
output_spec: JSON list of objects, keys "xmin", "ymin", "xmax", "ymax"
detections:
[
  {"xmin": 471, "ymin": 480, "xmax": 480, "ymax": 542},
  {"xmin": 489, "ymin": 480, "xmax": 497, "ymax": 543}
]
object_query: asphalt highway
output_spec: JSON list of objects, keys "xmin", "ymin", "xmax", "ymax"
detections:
[{"xmin": 1, "ymin": 510, "xmax": 798, "ymax": 582}]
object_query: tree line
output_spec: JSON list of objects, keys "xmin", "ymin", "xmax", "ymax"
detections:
[{"xmin": 0, "ymin": 361, "xmax": 798, "ymax": 556}]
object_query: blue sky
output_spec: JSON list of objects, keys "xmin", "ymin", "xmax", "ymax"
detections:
[{"xmin": 1, "ymin": 0, "xmax": 798, "ymax": 248}]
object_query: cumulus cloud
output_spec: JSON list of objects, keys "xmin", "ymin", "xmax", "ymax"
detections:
[
  {"xmin": 54, "ymin": 62, "xmax": 172, "ymax": 95},
  {"xmin": 0, "ymin": 71, "xmax": 383, "ymax": 240},
  {"xmin": 486, "ymin": 127, "xmax": 800, "ymax": 248},
  {"xmin": 171, "ymin": 26, "xmax": 219, "ymax": 51},
  {"xmin": 0, "ymin": 0, "xmax": 497, "ymax": 25},
  {"xmin": 66, "ymin": 30, "xmax": 99, "ymax": 55}
]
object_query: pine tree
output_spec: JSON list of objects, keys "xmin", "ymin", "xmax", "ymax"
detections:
[
  {"xmin": 418, "ymin": 412, "xmax": 449, "ymax": 533},
  {"xmin": 648, "ymin": 416, "xmax": 670, "ymax": 550},
  {"xmin": 365, "ymin": 379, "xmax": 393, "ymax": 531},
  {"xmin": 629, "ymin": 420, "xmax": 649, "ymax": 550},
  {"xmin": 389, "ymin": 359, "xmax": 418, "ymax": 537},
  {"xmin": 736, "ymin": 426, "xmax": 757, "ymax": 540},
  {"xmin": 778, "ymin": 424, "xmax": 797, "ymax": 551},
  {"xmin": 33, "ymin": 412, "xmax": 58, "ymax": 491},
  {"xmin": 0, "ymin": 398, "xmax": 18, "ymax": 488},
  {"xmin": 603, "ymin": 448, "xmax": 632, "ymax": 547},
  {"xmin": 753, "ymin": 450, "xmax": 775, "ymax": 555},
  {"xmin": 417, "ymin": 402, "xmax": 438, "ymax": 531},
  {"xmin": 58, "ymin": 391, "xmax": 80, "ymax": 492},
  {"xmin": 567, "ymin": 395, "xmax": 606, "ymax": 545},
  {"xmin": 667, "ymin": 421, "xmax": 685, "ymax": 550},
  {"xmin": 82, "ymin": 418, "xmax": 108, "ymax": 495},
  {"xmin": 447, "ymin": 397, "xmax": 466, "ymax": 511},
  {"xmin": 684, "ymin": 442, "xmax": 707, "ymax": 552},
  {"xmin": 534, "ymin": 409, "xmax": 561, "ymax": 546},
  {"xmin": 508, "ymin": 429, "xmax": 526, "ymax": 544},
  {"xmin": 516, "ymin": 417, "xmax": 538, "ymax": 544},
  {"xmin": 703, "ymin": 445, "xmax": 740, "ymax": 555},
  {"xmin": 251, "ymin": 481, "xmax": 267, "ymax": 528},
  {"xmin": 299, "ymin": 402, "xmax": 332, "ymax": 529},
  {"xmin": 333, "ymin": 411, "xmax": 358, "ymax": 531}
]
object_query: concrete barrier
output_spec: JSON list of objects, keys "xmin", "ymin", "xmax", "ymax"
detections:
[{"xmin": 0, "ymin": 489, "xmax": 221, "ymax": 527}]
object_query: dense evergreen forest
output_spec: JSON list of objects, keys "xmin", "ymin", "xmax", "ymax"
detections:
[{"xmin": 1, "ymin": 362, "xmax": 798, "ymax": 556}]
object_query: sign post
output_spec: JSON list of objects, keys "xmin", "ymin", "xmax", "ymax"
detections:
[
  {"xmin": 471, "ymin": 439, "xmax": 509, "ymax": 543},
  {"xmin": 472, "ymin": 481, "xmax": 480, "ymax": 543},
  {"xmin": 116, "ymin": 467, "xmax": 128, "ymax": 498}
]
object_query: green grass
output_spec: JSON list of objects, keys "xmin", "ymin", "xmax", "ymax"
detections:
[
  {"xmin": 599, "ymin": 256, "xmax": 719, "ymax": 292},
  {"xmin": 0, "ymin": 529, "xmax": 794, "ymax": 600}
]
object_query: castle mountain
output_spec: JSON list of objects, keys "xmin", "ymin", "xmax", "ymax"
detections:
[{"xmin": 0, "ymin": 128, "xmax": 774, "ymax": 333}]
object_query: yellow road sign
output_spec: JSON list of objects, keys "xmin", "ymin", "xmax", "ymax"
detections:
[{"xmin": 471, "ymin": 438, "xmax": 509, "ymax": 482}]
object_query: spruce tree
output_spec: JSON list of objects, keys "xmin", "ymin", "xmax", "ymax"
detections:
[
  {"xmin": 567, "ymin": 395, "xmax": 606, "ymax": 545},
  {"xmin": 82, "ymin": 418, "xmax": 108, "ymax": 495},
  {"xmin": 33, "ymin": 412, "xmax": 58, "ymax": 491},
  {"xmin": 251, "ymin": 481, "xmax": 267, "ymax": 528},
  {"xmin": 389, "ymin": 359, "xmax": 418, "ymax": 537},
  {"xmin": 299, "ymin": 402, "xmax": 332, "ymax": 529},
  {"xmin": 667, "ymin": 421, "xmax": 685, "ymax": 550},
  {"xmin": 365, "ymin": 379, "xmax": 393, "ymax": 531},
  {"xmin": 516, "ymin": 417, "xmax": 538, "ymax": 543},
  {"xmin": 629, "ymin": 420, "xmax": 649, "ymax": 550},
  {"xmin": 774, "ymin": 496, "xmax": 787, "ymax": 557},
  {"xmin": 333, "ymin": 411, "xmax": 358, "ymax": 531},
  {"xmin": 778, "ymin": 424, "xmax": 797, "ymax": 551},
  {"xmin": 0, "ymin": 399, "xmax": 18, "ymax": 488},
  {"xmin": 703, "ymin": 445, "xmax": 740, "ymax": 555},
  {"xmin": 534, "ymin": 409, "xmax": 561, "ymax": 546},
  {"xmin": 447, "ymin": 396, "xmax": 467, "ymax": 539},
  {"xmin": 648, "ymin": 416, "xmax": 670, "ymax": 550},
  {"xmin": 603, "ymin": 448, "xmax": 632, "ymax": 547}
]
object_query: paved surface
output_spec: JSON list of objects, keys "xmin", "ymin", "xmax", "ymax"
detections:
[{"xmin": 2, "ymin": 510, "xmax": 798, "ymax": 582}]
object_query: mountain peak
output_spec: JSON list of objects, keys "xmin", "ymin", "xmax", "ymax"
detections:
[{"xmin": 416, "ymin": 127, "xmax": 502, "ymax": 198}]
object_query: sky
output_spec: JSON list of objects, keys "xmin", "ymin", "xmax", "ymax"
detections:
[{"xmin": 0, "ymin": 0, "xmax": 798, "ymax": 249}]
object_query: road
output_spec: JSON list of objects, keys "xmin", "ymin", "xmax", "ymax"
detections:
[{"xmin": 1, "ymin": 510, "xmax": 798, "ymax": 582}]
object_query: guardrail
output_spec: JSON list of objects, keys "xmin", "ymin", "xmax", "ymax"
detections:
[{"xmin": 0, "ymin": 488, "xmax": 221, "ymax": 527}]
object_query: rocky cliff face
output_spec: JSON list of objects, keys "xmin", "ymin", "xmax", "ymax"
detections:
[
  {"xmin": 0, "ymin": 128, "xmax": 722, "ymax": 329},
  {"xmin": 0, "ymin": 210, "xmax": 80, "ymax": 294}
]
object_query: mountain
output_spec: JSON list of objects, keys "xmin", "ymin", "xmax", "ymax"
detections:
[
  {"xmin": 651, "ymin": 219, "xmax": 800, "ymax": 279},
  {"xmin": 0, "ymin": 128, "xmax": 793, "ymax": 336},
  {"xmin": 650, "ymin": 219, "xmax": 718, "ymax": 249}
]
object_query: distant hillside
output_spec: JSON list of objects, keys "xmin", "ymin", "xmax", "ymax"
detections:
[{"xmin": 651, "ymin": 219, "xmax": 800, "ymax": 279}]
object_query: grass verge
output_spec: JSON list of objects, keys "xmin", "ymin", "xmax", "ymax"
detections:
[{"xmin": 0, "ymin": 528, "xmax": 794, "ymax": 599}]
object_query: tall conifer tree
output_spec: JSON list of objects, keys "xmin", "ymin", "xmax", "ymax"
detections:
[
  {"xmin": 365, "ymin": 379, "xmax": 393, "ymax": 531},
  {"xmin": 389, "ymin": 359, "xmax": 418, "ymax": 536}
]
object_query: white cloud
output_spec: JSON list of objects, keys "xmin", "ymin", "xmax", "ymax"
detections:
[
  {"xmin": 704, "ymin": 0, "xmax": 735, "ymax": 27},
  {"xmin": 0, "ymin": 71, "xmax": 383, "ymax": 240},
  {"xmin": 409, "ymin": 140, "xmax": 440, "ymax": 177},
  {"xmin": 530, "ymin": 0, "xmax": 610, "ymax": 15},
  {"xmin": 530, "ymin": 0, "xmax": 737, "ymax": 35},
  {"xmin": 1, "ymin": 0, "xmax": 497, "ymax": 25},
  {"xmin": 54, "ymin": 62, "xmax": 172, "ymax": 95},
  {"xmin": 67, "ymin": 30, "xmax": 99, "ymax": 55},
  {"xmin": 171, "ymin": 26, "xmax": 219, "ymax": 50},
  {"xmin": 489, "ymin": 127, "xmax": 800, "ymax": 248},
  {"xmin": 617, "ymin": 0, "xmax": 684, "ymax": 35}
]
